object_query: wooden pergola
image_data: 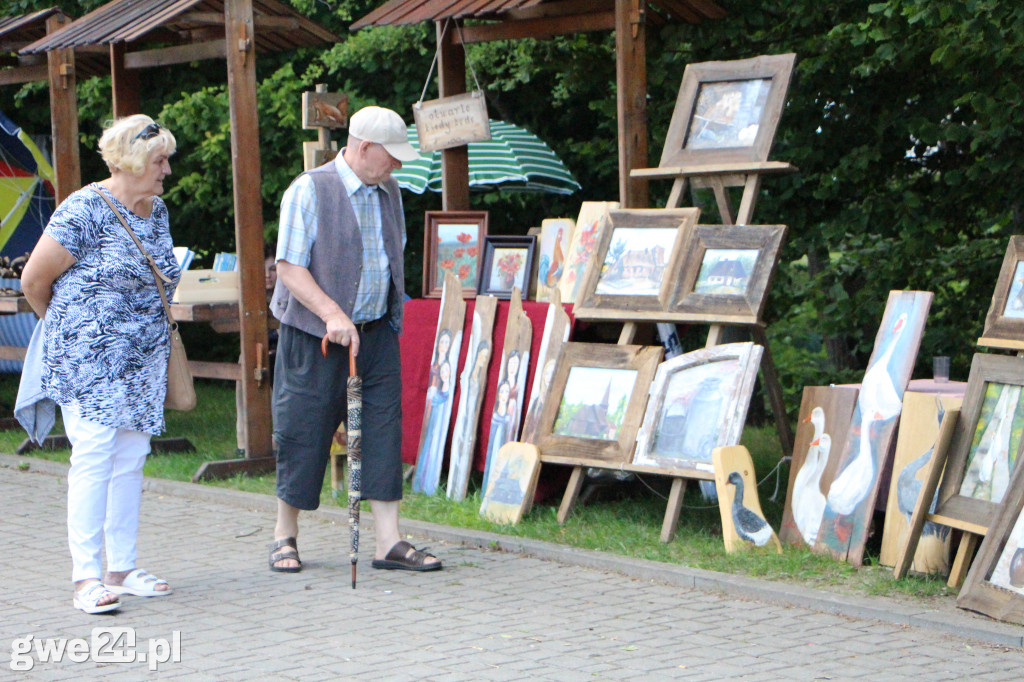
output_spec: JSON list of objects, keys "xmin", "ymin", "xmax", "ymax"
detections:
[
  {"xmin": 20, "ymin": 0, "xmax": 340, "ymax": 479},
  {"xmin": 350, "ymin": 0, "xmax": 728, "ymax": 210}
]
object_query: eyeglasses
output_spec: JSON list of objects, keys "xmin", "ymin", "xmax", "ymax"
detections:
[{"xmin": 133, "ymin": 122, "xmax": 164, "ymax": 141}]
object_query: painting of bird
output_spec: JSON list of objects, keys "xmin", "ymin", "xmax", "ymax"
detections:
[{"xmin": 728, "ymin": 471, "xmax": 774, "ymax": 547}]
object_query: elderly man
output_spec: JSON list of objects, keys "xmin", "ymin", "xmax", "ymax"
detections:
[{"xmin": 267, "ymin": 106, "xmax": 441, "ymax": 574}]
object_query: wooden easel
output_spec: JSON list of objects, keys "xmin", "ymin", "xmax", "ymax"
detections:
[{"xmin": 552, "ymin": 161, "xmax": 796, "ymax": 542}]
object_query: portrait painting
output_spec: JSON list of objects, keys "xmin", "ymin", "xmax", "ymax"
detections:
[
  {"xmin": 633, "ymin": 343, "xmax": 762, "ymax": 472},
  {"xmin": 422, "ymin": 211, "xmax": 488, "ymax": 298}
]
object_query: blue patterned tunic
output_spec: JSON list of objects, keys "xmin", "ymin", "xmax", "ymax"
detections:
[{"xmin": 41, "ymin": 184, "xmax": 180, "ymax": 435}]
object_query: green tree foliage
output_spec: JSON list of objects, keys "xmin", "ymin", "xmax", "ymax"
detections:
[{"xmin": 4, "ymin": 0, "xmax": 1022, "ymax": 408}]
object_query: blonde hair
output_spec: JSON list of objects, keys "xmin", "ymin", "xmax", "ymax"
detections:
[{"xmin": 98, "ymin": 114, "xmax": 176, "ymax": 176}]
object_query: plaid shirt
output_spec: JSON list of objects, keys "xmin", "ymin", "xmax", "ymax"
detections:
[{"xmin": 277, "ymin": 153, "xmax": 402, "ymax": 323}]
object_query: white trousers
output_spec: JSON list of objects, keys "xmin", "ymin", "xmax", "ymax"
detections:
[{"xmin": 63, "ymin": 405, "xmax": 151, "ymax": 582}]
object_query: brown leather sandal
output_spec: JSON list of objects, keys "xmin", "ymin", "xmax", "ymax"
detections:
[
  {"xmin": 371, "ymin": 540, "xmax": 442, "ymax": 572},
  {"xmin": 269, "ymin": 537, "xmax": 301, "ymax": 573}
]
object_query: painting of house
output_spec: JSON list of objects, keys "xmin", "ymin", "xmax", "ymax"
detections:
[
  {"xmin": 552, "ymin": 367, "xmax": 637, "ymax": 441},
  {"xmin": 694, "ymin": 248, "xmax": 758, "ymax": 295},
  {"xmin": 594, "ymin": 227, "xmax": 675, "ymax": 296}
]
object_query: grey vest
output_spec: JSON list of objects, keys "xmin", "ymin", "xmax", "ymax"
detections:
[{"xmin": 270, "ymin": 162, "xmax": 406, "ymax": 337}]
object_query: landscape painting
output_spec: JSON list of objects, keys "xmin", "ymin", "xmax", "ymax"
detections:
[
  {"xmin": 594, "ymin": 227, "xmax": 676, "ymax": 296},
  {"xmin": 553, "ymin": 367, "xmax": 637, "ymax": 442},
  {"xmin": 685, "ymin": 78, "xmax": 771, "ymax": 150},
  {"xmin": 694, "ymin": 248, "xmax": 759, "ymax": 296}
]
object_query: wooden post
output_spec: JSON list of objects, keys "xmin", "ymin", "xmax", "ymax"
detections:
[
  {"xmin": 109, "ymin": 42, "xmax": 139, "ymax": 117},
  {"xmin": 194, "ymin": 0, "xmax": 274, "ymax": 480},
  {"xmin": 614, "ymin": 0, "xmax": 648, "ymax": 209},
  {"xmin": 437, "ymin": 19, "xmax": 470, "ymax": 211},
  {"xmin": 45, "ymin": 14, "xmax": 80, "ymax": 203}
]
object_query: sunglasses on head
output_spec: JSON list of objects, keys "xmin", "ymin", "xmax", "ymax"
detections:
[{"xmin": 133, "ymin": 122, "xmax": 163, "ymax": 141}]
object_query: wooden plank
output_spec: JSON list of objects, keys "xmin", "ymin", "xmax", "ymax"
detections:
[
  {"xmin": 660, "ymin": 477, "xmax": 687, "ymax": 542},
  {"xmin": 437, "ymin": 19, "xmax": 470, "ymax": 211},
  {"xmin": 46, "ymin": 13, "xmax": 81, "ymax": 203},
  {"xmin": 948, "ymin": 532, "xmax": 979, "ymax": 588},
  {"xmin": 714, "ymin": 445, "xmax": 782, "ymax": 553},
  {"xmin": 892, "ymin": 404, "xmax": 959, "ymax": 579},
  {"xmin": 617, "ymin": 321, "xmax": 638, "ymax": 344},
  {"xmin": 124, "ymin": 39, "xmax": 226, "ymax": 69},
  {"xmin": 977, "ymin": 336, "xmax": 1024, "ymax": 351},
  {"xmin": 540, "ymin": 454, "xmax": 716, "ymax": 480},
  {"xmin": 556, "ymin": 465, "xmax": 586, "ymax": 523},
  {"xmin": 169, "ymin": 301, "xmax": 238, "ymax": 323},
  {"xmin": 927, "ymin": 512, "xmax": 989, "ymax": 537},
  {"xmin": 456, "ymin": 11, "xmax": 615, "ymax": 43},
  {"xmin": 706, "ymin": 175, "xmax": 734, "ymax": 224},
  {"xmin": 614, "ymin": 0, "xmax": 648, "ymax": 208},
  {"xmin": 0, "ymin": 346, "xmax": 27, "ymax": 361},
  {"xmin": 735, "ymin": 173, "xmax": 762, "ymax": 226},
  {"xmin": 0, "ymin": 64, "xmax": 48, "ymax": 85},
  {"xmin": 630, "ymin": 162, "xmax": 796, "ymax": 179},
  {"xmin": 193, "ymin": 455, "xmax": 276, "ymax": 482},
  {"xmin": 224, "ymin": 0, "xmax": 273, "ymax": 461},
  {"xmin": 188, "ymin": 360, "xmax": 241, "ymax": 381}
]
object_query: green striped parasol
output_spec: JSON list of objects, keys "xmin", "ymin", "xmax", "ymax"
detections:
[{"xmin": 393, "ymin": 120, "xmax": 580, "ymax": 195}]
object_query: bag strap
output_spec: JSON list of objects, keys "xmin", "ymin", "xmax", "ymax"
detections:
[{"xmin": 89, "ymin": 185, "xmax": 176, "ymax": 326}]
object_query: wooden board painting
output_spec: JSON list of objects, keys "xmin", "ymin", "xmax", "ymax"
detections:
[
  {"xmin": 481, "ymin": 289, "xmax": 532, "ymax": 494},
  {"xmin": 934, "ymin": 353, "xmax": 1024, "ymax": 533},
  {"xmin": 558, "ymin": 201, "xmax": 619, "ymax": 304},
  {"xmin": 814, "ymin": 290, "xmax": 934, "ymax": 566},
  {"xmin": 958, "ymin": 462, "xmax": 1024, "ymax": 625},
  {"xmin": 535, "ymin": 218, "xmax": 575, "ymax": 302},
  {"xmin": 480, "ymin": 442, "xmax": 541, "ymax": 525},
  {"xmin": 878, "ymin": 392, "xmax": 962, "ymax": 574},
  {"xmin": 633, "ymin": 342, "xmax": 762, "ymax": 473},
  {"xmin": 520, "ymin": 289, "xmax": 571, "ymax": 445},
  {"xmin": 778, "ymin": 385, "xmax": 860, "ymax": 547},
  {"xmin": 412, "ymin": 273, "xmax": 466, "ymax": 495},
  {"xmin": 301, "ymin": 91, "xmax": 348, "ymax": 129},
  {"xmin": 447, "ymin": 295, "xmax": 498, "ymax": 502},
  {"xmin": 713, "ymin": 446, "xmax": 782, "ymax": 553}
]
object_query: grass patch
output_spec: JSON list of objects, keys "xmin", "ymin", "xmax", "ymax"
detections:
[{"xmin": 0, "ymin": 374, "xmax": 954, "ymax": 602}]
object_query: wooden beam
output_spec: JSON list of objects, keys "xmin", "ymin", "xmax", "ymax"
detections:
[
  {"xmin": 224, "ymin": 0, "xmax": 273, "ymax": 461},
  {"xmin": 109, "ymin": 42, "xmax": 139, "ymax": 117},
  {"xmin": 46, "ymin": 13, "xmax": 81, "ymax": 203},
  {"xmin": 438, "ymin": 19, "xmax": 470, "ymax": 211},
  {"xmin": 181, "ymin": 11, "xmax": 302, "ymax": 30},
  {"xmin": 0, "ymin": 65, "xmax": 47, "ymax": 85},
  {"xmin": 125, "ymin": 40, "xmax": 226, "ymax": 69},
  {"xmin": 457, "ymin": 11, "xmax": 615, "ymax": 43},
  {"xmin": 615, "ymin": 0, "xmax": 648, "ymax": 208}
]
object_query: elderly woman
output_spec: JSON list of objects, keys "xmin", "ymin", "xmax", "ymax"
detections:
[{"xmin": 21, "ymin": 114, "xmax": 179, "ymax": 614}]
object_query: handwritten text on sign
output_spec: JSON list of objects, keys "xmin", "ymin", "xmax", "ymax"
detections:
[{"xmin": 413, "ymin": 91, "xmax": 490, "ymax": 153}]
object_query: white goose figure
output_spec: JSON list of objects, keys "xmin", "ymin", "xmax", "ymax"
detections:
[
  {"xmin": 827, "ymin": 312, "xmax": 908, "ymax": 516},
  {"xmin": 796, "ymin": 434, "xmax": 831, "ymax": 545},
  {"xmin": 792, "ymin": 408, "xmax": 824, "ymax": 542}
]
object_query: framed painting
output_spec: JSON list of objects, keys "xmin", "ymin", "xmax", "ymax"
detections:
[
  {"xmin": 668, "ymin": 224, "xmax": 787, "ymax": 325},
  {"xmin": 980, "ymin": 236, "xmax": 1024, "ymax": 345},
  {"xmin": 573, "ymin": 208, "xmax": 700, "ymax": 320},
  {"xmin": 958, "ymin": 462, "xmax": 1024, "ymax": 625},
  {"xmin": 301, "ymin": 91, "xmax": 348, "ymax": 129},
  {"xmin": 659, "ymin": 53, "xmax": 796, "ymax": 167},
  {"xmin": 477, "ymin": 235, "xmax": 536, "ymax": 300},
  {"xmin": 633, "ymin": 342, "xmax": 762, "ymax": 472},
  {"xmin": 534, "ymin": 342, "xmax": 663, "ymax": 465},
  {"xmin": 422, "ymin": 211, "xmax": 488, "ymax": 299},
  {"xmin": 934, "ymin": 353, "xmax": 1024, "ymax": 532}
]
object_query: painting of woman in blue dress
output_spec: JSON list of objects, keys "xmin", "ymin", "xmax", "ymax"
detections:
[
  {"xmin": 482, "ymin": 381, "xmax": 513, "ymax": 493},
  {"xmin": 413, "ymin": 360, "xmax": 453, "ymax": 495}
]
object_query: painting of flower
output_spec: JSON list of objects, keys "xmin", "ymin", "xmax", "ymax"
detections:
[
  {"xmin": 478, "ymin": 236, "xmax": 536, "ymax": 300},
  {"xmin": 423, "ymin": 211, "xmax": 488, "ymax": 298}
]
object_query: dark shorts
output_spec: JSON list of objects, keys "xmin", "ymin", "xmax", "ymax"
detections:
[{"xmin": 273, "ymin": 320, "xmax": 403, "ymax": 510}]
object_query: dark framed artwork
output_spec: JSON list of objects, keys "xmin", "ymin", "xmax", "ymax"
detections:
[
  {"xmin": 659, "ymin": 53, "xmax": 796, "ymax": 167},
  {"xmin": 668, "ymin": 224, "xmax": 787, "ymax": 324},
  {"xmin": 572, "ymin": 208, "xmax": 699, "ymax": 320},
  {"xmin": 981, "ymin": 236, "xmax": 1024, "ymax": 344},
  {"xmin": 477, "ymin": 235, "xmax": 536, "ymax": 300},
  {"xmin": 422, "ymin": 211, "xmax": 488, "ymax": 299},
  {"xmin": 534, "ymin": 342, "xmax": 663, "ymax": 465},
  {"xmin": 935, "ymin": 353, "xmax": 1024, "ymax": 532},
  {"xmin": 958, "ymin": 462, "xmax": 1024, "ymax": 625}
]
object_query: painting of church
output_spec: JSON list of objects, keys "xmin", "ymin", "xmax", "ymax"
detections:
[{"xmin": 552, "ymin": 367, "xmax": 636, "ymax": 441}]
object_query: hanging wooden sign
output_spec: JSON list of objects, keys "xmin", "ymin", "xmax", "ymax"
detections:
[{"xmin": 413, "ymin": 91, "xmax": 490, "ymax": 153}]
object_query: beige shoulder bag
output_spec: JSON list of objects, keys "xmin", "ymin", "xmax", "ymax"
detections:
[{"xmin": 91, "ymin": 186, "xmax": 196, "ymax": 411}]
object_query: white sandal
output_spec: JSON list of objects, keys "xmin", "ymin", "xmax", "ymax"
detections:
[
  {"xmin": 74, "ymin": 582, "xmax": 121, "ymax": 614},
  {"xmin": 105, "ymin": 568, "xmax": 172, "ymax": 597}
]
